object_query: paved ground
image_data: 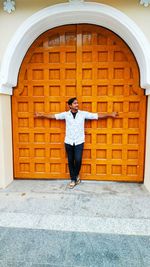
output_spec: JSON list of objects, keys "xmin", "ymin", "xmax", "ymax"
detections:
[{"xmin": 0, "ymin": 180, "xmax": 150, "ymax": 266}]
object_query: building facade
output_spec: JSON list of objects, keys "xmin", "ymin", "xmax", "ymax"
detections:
[{"xmin": 0, "ymin": 0, "xmax": 150, "ymax": 191}]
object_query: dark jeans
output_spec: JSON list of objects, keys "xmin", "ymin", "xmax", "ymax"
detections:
[{"xmin": 65, "ymin": 143, "xmax": 84, "ymax": 181}]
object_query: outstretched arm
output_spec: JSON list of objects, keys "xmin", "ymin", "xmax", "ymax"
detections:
[
  {"xmin": 34, "ymin": 112, "xmax": 55, "ymax": 119},
  {"xmin": 98, "ymin": 112, "xmax": 118, "ymax": 119}
]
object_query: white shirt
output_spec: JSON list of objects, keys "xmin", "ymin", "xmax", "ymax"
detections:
[{"xmin": 55, "ymin": 110, "xmax": 98, "ymax": 145}]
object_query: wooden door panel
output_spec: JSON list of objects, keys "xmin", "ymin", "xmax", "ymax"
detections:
[{"xmin": 12, "ymin": 24, "xmax": 147, "ymax": 181}]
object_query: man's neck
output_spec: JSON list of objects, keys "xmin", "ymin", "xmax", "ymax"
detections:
[{"xmin": 71, "ymin": 109, "xmax": 78, "ymax": 113}]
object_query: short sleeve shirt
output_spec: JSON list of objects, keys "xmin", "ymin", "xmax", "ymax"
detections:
[{"xmin": 55, "ymin": 110, "xmax": 98, "ymax": 145}]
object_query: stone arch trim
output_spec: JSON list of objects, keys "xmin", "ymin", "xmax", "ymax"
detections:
[{"xmin": 0, "ymin": 2, "xmax": 150, "ymax": 95}]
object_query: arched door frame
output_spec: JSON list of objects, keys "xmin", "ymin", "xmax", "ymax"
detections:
[{"xmin": 0, "ymin": 1, "xmax": 150, "ymax": 190}]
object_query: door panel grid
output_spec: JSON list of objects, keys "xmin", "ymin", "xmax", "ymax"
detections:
[{"xmin": 12, "ymin": 24, "xmax": 147, "ymax": 181}]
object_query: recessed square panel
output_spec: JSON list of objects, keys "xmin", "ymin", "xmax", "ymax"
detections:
[
  {"xmin": 114, "ymin": 68, "xmax": 124, "ymax": 79},
  {"xmin": 97, "ymin": 86, "xmax": 108, "ymax": 96},
  {"xmin": 82, "ymin": 69, "xmax": 92, "ymax": 79},
  {"xmin": 113, "ymin": 85, "xmax": 123, "ymax": 96},
  {"xmin": 19, "ymin": 133, "xmax": 29, "ymax": 143},
  {"xmin": 112, "ymin": 165, "xmax": 122, "ymax": 175},
  {"xmin": 33, "ymin": 86, "xmax": 44, "ymax": 96},
  {"xmin": 113, "ymin": 102, "xmax": 123, "ymax": 112},
  {"xmin": 129, "ymin": 102, "xmax": 139, "ymax": 112},
  {"xmin": 82, "ymin": 86, "xmax": 92, "ymax": 96},
  {"xmin": 35, "ymin": 163, "xmax": 45, "ymax": 172},
  {"xmin": 128, "ymin": 118, "xmax": 139, "ymax": 128},
  {"xmin": 96, "ymin": 149, "xmax": 107, "ymax": 159},
  {"xmin": 81, "ymin": 164, "xmax": 91, "ymax": 173},
  {"xmin": 97, "ymin": 102, "xmax": 107, "ymax": 112},
  {"xmin": 34, "ymin": 133, "xmax": 45, "ymax": 143},
  {"xmin": 113, "ymin": 51, "xmax": 127, "ymax": 62},
  {"xmin": 65, "ymin": 32, "xmax": 76, "ymax": 45},
  {"xmin": 20, "ymin": 163, "xmax": 30, "ymax": 172},
  {"xmin": 18, "ymin": 118, "xmax": 29, "ymax": 128},
  {"xmin": 97, "ymin": 34, "xmax": 107, "ymax": 45},
  {"xmin": 49, "ymin": 52, "xmax": 60, "ymax": 63},
  {"xmin": 82, "ymin": 102, "xmax": 92, "ymax": 112},
  {"xmin": 82, "ymin": 149, "xmax": 91, "ymax": 159},
  {"xmin": 50, "ymin": 120, "xmax": 61, "ymax": 128},
  {"xmin": 97, "ymin": 134, "xmax": 107, "ymax": 144},
  {"xmin": 98, "ymin": 51, "xmax": 108, "ymax": 62},
  {"xmin": 18, "ymin": 102, "xmax": 29, "ymax": 112},
  {"xmin": 112, "ymin": 118, "xmax": 123, "ymax": 128},
  {"xmin": 32, "ymin": 69, "xmax": 44, "ymax": 80},
  {"xmin": 112, "ymin": 150, "xmax": 122, "ymax": 159},
  {"xmin": 49, "ymin": 69, "xmax": 60, "ymax": 79},
  {"xmin": 127, "ymin": 165, "xmax": 137, "ymax": 175},
  {"xmin": 50, "ymin": 133, "xmax": 61, "ymax": 143},
  {"xmin": 30, "ymin": 53, "xmax": 44, "ymax": 63},
  {"xmin": 48, "ymin": 34, "xmax": 60, "ymax": 47},
  {"xmin": 66, "ymin": 52, "xmax": 76, "ymax": 63},
  {"xmin": 66, "ymin": 86, "xmax": 76, "ymax": 96},
  {"xmin": 34, "ymin": 148, "xmax": 45, "ymax": 157},
  {"xmin": 50, "ymin": 149, "xmax": 61, "ymax": 158},
  {"xmin": 112, "ymin": 134, "xmax": 122, "ymax": 144},
  {"xmin": 85, "ymin": 120, "xmax": 92, "ymax": 129},
  {"xmin": 85, "ymin": 134, "xmax": 91, "ymax": 143},
  {"xmin": 50, "ymin": 164, "xmax": 61, "ymax": 173},
  {"xmin": 128, "ymin": 134, "xmax": 138, "ymax": 144},
  {"xmin": 128, "ymin": 150, "xmax": 138, "ymax": 159},
  {"xmin": 97, "ymin": 120, "xmax": 107, "ymax": 129},
  {"xmin": 96, "ymin": 164, "xmax": 107, "ymax": 174},
  {"xmin": 82, "ymin": 52, "xmax": 92, "ymax": 62},
  {"xmin": 97, "ymin": 68, "xmax": 108, "ymax": 79},
  {"xmin": 49, "ymin": 86, "xmax": 60, "ymax": 96},
  {"xmin": 82, "ymin": 32, "xmax": 92, "ymax": 45},
  {"xmin": 66, "ymin": 69, "xmax": 76, "ymax": 79},
  {"xmin": 34, "ymin": 102, "xmax": 44, "ymax": 112},
  {"xmin": 49, "ymin": 102, "xmax": 60, "ymax": 112},
  {"xmin": 19, "ymin": 148, "xmax": 30, "ymax": 157},
  {"xmin": 34, "ymin": 118, "xmax": 45, "ymax": 128}
]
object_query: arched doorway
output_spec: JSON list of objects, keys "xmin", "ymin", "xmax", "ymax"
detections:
[{"xmin": 12, "ymin": 24, "xmax": 147, "ymax": 182}]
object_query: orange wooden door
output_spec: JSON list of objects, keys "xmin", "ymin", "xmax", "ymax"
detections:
[{"xmin": 12, "ymin": 24, "xmax": 147, "ymax": 181}]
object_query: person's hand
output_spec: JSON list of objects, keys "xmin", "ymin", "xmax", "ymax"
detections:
[
  {"xmin": 111, "ymin": 112, "xmax": 119, "ymax": 118},
  {"xmin": 34, "ymin": 112, "xmax": 45, "ymax": 118}
]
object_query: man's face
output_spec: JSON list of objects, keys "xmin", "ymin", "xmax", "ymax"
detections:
[{"xmin": 70, "ymin": 99, "xmax": 79, "ymax": 111}]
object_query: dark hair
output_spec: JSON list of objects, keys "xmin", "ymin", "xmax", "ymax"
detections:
[{"xmin": 67, "ymin": 97, "xmax": 77, "ymax": 106}]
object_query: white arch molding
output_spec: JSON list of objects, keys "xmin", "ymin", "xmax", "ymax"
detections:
[
  {"xmin": 1, "ymin": 2, "xmax": 150, "ymax": 94},
  {"xmin": 0, "ymin": 1, "xmax": 150, "ymax": 190}
]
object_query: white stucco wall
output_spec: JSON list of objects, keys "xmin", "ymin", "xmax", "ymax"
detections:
[{"xmin": 0, "ymin": 94, "xmax": 13, "ymax": 188}]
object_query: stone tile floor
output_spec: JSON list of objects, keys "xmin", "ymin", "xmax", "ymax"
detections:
[
  {"xmin": 0, "ymin": 180, "xmax": 150, "ymax": 266},
  {"xmin": 0, "ymin": 227, "xmax": 150, "ymax": 267}
]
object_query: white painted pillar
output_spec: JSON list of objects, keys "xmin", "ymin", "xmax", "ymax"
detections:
[
  {"xmin": 144, "ymin": 95, "xmax": 150, "ymax": 192},
  {"xmin": 0, "ymin": 94, "xmax": 13, "ymax": 188}
]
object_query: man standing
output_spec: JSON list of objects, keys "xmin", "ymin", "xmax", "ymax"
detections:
[{"xmin": 35, "ymin": 97, "xmax": 118, "ymax": 188}]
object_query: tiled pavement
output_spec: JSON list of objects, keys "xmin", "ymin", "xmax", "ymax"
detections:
[
  {"xmin": 0, "ymin": 180, "xmax": 150, "ymax": 267},
  {"xmin": 0, "ymin": 227, "xmax": 150, "ymax": 267}
]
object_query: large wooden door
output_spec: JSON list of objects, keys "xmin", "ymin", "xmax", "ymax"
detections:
[{"xmin": 12, "ymin": 24, "xmax": 147, "ymax": 181}]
